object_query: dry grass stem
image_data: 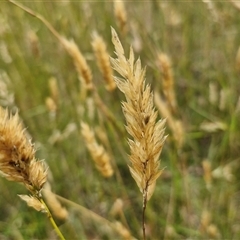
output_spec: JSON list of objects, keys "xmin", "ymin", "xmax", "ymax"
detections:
[
  {"xmin": 114, "ymin": 0, "xmax": 127, "ymax": 35},
  {"xmin": 81, "ymin": 122, "xmax": 114, "ymax": 178},
  {"xmin": 92, "ymin": 33, "xmax": 116, "ymax": 91},
  {"xmin": 62, "ymin": 38, "xmax": 93, "ymax": 90},
  {"xmin": 110, "ymin": 27, "xmax": 167, "ymax": 201},
  {"xmin": 0, "ymin": 107, "xmax": 47, "ymax": 194}
]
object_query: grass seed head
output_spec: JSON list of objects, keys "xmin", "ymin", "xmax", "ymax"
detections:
[
  {"xmin": 110, "ymin": 28, "xmax": 166, "ymax": 201},
  {"xmin": 92, "ymin": 33, "xmax": 116, "ymax": 91},
  {"xmin": 0, "ymin": 107, "xmax": 47, "ymax": 193}
]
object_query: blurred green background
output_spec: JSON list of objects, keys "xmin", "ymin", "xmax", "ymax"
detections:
[{"xmin": 0, "ymin": 1, "xmax": 240, "ymax": 239}]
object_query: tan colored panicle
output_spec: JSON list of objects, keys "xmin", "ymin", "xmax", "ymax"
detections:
[
  {"xmin": 110, "ymin": 28, "xmax": 167, "ymax": 201},
  {"xmin": 92, "ymin": 33, "xmax": 116, "ymax": 91},
  {"xmin": 81, "ymin": 122, "xmax": 113, "ymax": 178},
  {"xmin": 48, "ymin": 77, "xmax": 59, "ymax": 105},
  {"xmin": 157, "ymin": 53, "xmax": 177, "ymax": 114},
  {"xmin": 62, "ymin": 37, "xmax": 93, "ymax": 90},
  {"xmin": 18, "ymin": 194, "xmax": 45, "ymax": 211},
  {"xmin": 113, "ymin": 221, "xmax": 136, "ymax": 240},
  {"xmin": 202, "ymin": 0, "xmax": 219, "ymax": 23},
  {"xmin": 0, "ymin": 107, "xmax": 47, "ymax": 193},
  {"xmin": 114, "ymin": 0, "xmax": 127, "ymax": 35},
  {"xmin": 27, "ymin": 30, "xmax": 40, "ymax": 58},
  {"xmin": 45, "ymin": 97, "xmax": 57, "ymax": 113},
  {"xmin": 209, "ymin": 82, "xmax": 218, "ymax": 106},
  {"xmin": 43, "ymin": 182, "xmax": 68, "ymax": 220},
  {"xmin": 154, "ymin": 91, "xmax": 184, "ymax": 149},
  {"xmin": 0, "ymin": 71, "xmax": 14, "ymax": 107}
]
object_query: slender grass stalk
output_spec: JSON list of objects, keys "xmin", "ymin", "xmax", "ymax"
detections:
[{"xmin": 39, "ymin": 197, "xmax": 66, "ymax": 240}]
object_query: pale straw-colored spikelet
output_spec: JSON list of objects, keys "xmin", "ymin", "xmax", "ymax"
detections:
[
  {"xmin": 95, "ymin": 125, "xmax": 110, "ymax": 149},
  {"xmin": 110, "ymin": 27, "xmax": 167, "ymax": 201},
  {"xmin": 110, "ymin": 198, "xmax": 124, "ymax": 217},
  {"xmin": 43, "ymin": 182, "xmax": 68, "ymax": 220},
  {"xmin": 86, "ymin": 97, "xmax": 95, "ymax": 120},
  {"xmin": 114, "ymin": 0, "xmax": 127, "ymax": 35},
  {"xmin": 27, "ymin": 30, "xmax": 40, "ymax": 58},
  {"xmin": 157, "ymin": 53, "xmax": 177, "ymax": 114},
  {"xmin": 154, "ymin": 91, "xmax": 184, "ymax": 149},
  {"xmin": 61, "ymin": 37, "xmax": 93, "ymax": 90},
  {"xmin": 45, "ymin": 97, "xmax": 57, "ymax": 113},
  {"xmin": 81, "ymin": 122, "xmax": 113, "ymax": 178},
  {"xmin": 202, "ymin": 0, "xmax": 219, "ymax": 23},
  {"xmin": 0, "ymin": 40, "xmax": 12, "ymax": 64},
  {"xmin": 0, "ymin": 107, "xmax": 47, "ymax": 194},
  {"xmin": 219, "ymin": 88, "xmax": 230, "ymax": 111},
  {"xmin": 212, "ymin": 163, "xmax": 234, "ymax": 182},
  {"xmin": 200, "ymin": 120, "xmax": 227, "ymax": 133},
  {"xmin": 200, "ymin": 210, "xmax": 221, "ymax": 238},
  {"xmin": 113, "ymin": 221, "xmax": 136, "ymax": 240},
  {"xmin": 92, "ymin": 33, "xmax": 116, "ymax": 91},
  {"xmin": 200, "ymin": 210, "xmax": 211, "ymax": 233},
  {"xmin": 48, "ymin": 77, "xmax": 59, "ymax": 106},
  {"xmin": 18, "ymin": 194, "xmax": 45, "ymax": 211},
  {"xmin": 0, "ymin": 71, "xmax": 14, "ymax": 107}
]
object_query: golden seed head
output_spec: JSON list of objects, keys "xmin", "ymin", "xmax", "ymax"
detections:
[
  {"xmin": 81, "ymin": 122, "xmax": 114, "ymax": 178},
  {"xmin": 62, "ymin": 37, "xmax": 93, "ymax": 90},
  {"xmin": 92, "ymin": 33, "xmax": 116, "ymax": 91},
  {"xmin": 0, "ymin": 107, "xmax": 47, "ymax": 193},
  {"xmin": 114, "ymin": 0, "xmax": 128, "ymax": 35},
  {"xmin": 110, "ymin": 28, "xmax": 166, "ymax": 201},
  {"xmin": 43, "ymin": 182, "xmax": 69, "ymax": 220}
]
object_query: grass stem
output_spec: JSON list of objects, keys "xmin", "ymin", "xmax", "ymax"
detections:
[{"xmin": 39, "ymin": 197, "xmax": 66, "ymax": 240}]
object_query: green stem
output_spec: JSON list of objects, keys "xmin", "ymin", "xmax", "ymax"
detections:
[
  {"xmin": 142, "ymin": 190, "xmax": 147, "ymax": 240},
  {"xmin": 39, "ymin": 197, "xmax": 66, "ymax": 240}
]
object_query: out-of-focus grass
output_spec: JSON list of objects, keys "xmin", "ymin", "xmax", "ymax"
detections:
[{"xmin": 0, "ymin": 1, "xmax": 240, "ymax": 239}]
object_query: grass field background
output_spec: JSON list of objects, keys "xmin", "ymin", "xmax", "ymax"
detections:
[{"xmin": 0, "ymin": 1, "xmax": 240, "ymax": 239}]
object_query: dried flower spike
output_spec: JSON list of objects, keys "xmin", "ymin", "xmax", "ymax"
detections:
[
  {"xmin": 0, "ymin": 107, "xmax": 47, "ymax": 193},
  {"xmin": 81, "ymin": 122, "xmax": 114, "ymax": 178},
  {"xmin": 114, "ymin": 0, "xmax": 127, "ymax": 35},
  {"xmin": 92, "ymin": 33, "xmax": 116, "ymax": 91},
  {"xmin": 62, "ymin": 37, "xmax": 93, "ymax": 90},
  {"xmin": 110, "ymin": 28, "xmax": 167, "ymax": 201}
]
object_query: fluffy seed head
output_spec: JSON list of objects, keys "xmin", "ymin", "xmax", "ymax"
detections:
[
  {"xmin": 110, "ymin": 28, "xmax": 167, "ymax": 201},
  {"xmin": 81, "ymin": 122, "xmax": 114, "ymax": 178},
  {"xmin": 92, "ymin": 33, "xmax": 116, "ymax": 91},
  {"xmin": 0, "ymin": 107, "xmax": 47, "ymax": 193}
]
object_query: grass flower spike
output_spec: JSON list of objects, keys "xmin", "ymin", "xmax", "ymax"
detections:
[
  {"xmin": 110, "ymin": 27, "xmax": 167, "ymax": 239},
  {"xmin": 110, "ymin": 28, "xmax": 166, "ymax": 201},
  {"xmin": 0, "ymin": 107, "xmax": 47, "ymax": 194},
  {"xmin": 0, "ymin": 107, "xmax": 65, "ymax": 240}
]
